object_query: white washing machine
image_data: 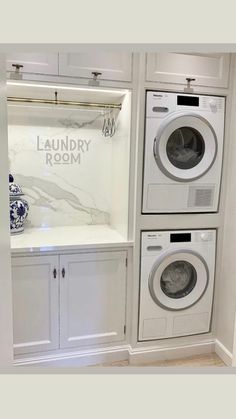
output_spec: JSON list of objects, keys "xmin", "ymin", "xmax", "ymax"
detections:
[
  {"xmin": 139, "ymin": 229, "xmax": 216, "ymax": 341},
  {"xmin": 142, "ymin": 91, "xmax": 225, "ymax": 213}
]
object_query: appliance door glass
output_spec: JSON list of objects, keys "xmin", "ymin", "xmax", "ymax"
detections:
[
  {"xmin": 166, "ymin": 127, "xmax": 205, "ymax": 170},
  {"xmin": 153, "ymin": 114, "xmax": 217, "ymax": 181},
  {"xmin": 149, "ymin": 250, "xmax": 209, "ymax": 310}
]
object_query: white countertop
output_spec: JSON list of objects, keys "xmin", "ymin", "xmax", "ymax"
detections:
[{"xmin": 11, "ymin": 225, "xmax": 133, "ymax": 254}]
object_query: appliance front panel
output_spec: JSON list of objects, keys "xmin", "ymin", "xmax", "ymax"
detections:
[{"xmin": 146, "ymin": 183, "xmax": 216, "ymax": 212}]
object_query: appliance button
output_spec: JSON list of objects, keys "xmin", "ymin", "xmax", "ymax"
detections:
[{"xmin": 200, "ymin": 233, "xmax": 210, "ymax": 241}]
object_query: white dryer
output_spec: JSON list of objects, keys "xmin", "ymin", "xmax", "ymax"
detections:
[
  {"xmin": 139, "ymin": 229, "xmax": 216, "ymax": 341},
  {"xmin": 142, "ymin": 91, "xmax": 225, "ymax": 213}
]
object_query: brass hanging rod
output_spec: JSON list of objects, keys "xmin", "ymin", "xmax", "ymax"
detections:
[{"xmin": 7, "ymin": 96, "xmax": 122, "ymax": 110}]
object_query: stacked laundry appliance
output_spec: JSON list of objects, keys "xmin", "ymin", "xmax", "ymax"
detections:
[{"xmin": 139, "ymin": 91, "xmax": 225, "ymax": 340}]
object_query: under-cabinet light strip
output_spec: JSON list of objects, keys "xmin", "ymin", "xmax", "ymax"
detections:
[{"xmin": 7, "ymin": 81, "xmax": 128, "ymax": 95}]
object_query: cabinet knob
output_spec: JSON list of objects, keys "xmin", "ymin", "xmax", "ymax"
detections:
[
  {"xmin": 53, "ymin": 268, "xmax": 57, "ymax": 279},
  {"xmin": 62, "ymin": 268, "xmax": 65, "ymax": 278}
]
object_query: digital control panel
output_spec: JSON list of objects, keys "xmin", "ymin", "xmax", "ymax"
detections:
[{"xmin": 146, "ymin": 91, "xmax": 225, "ymax": 117}]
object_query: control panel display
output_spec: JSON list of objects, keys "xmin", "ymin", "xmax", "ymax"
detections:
[
  {"xmin": 177, "ymin": 96, "xmax": 199, "ymax": 106},
  {"xmin": 170, "ymin": 233, "xmax": 191, "ymax": 242}
]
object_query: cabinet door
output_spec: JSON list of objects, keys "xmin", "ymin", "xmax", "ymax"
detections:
[
  {"xmin": 146, "ymin": 53, "xmax": 230, "ymax": 88},
  {"xmin": 12, "ymin": 255, "xmax": 59, "ymax": 355},
  {"xmin": 59, "ymin": 53, "xmax": 132, "ymax": 81},
  {"xmin": 6, "ymin": 53, "xmax": 58, "ymax": 75},
  {"xmin": 60, "ymin": 251, "xmax": 127, "ymax": 349}
]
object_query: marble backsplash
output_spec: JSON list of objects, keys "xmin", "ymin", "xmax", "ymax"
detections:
[{"xmin": 8, "ymin": 106, "xmax": 114, "ymax": 228}]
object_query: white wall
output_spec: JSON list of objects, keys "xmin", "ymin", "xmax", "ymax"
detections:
[
  {"xmin": 216, "ymin": 54, "xmax": 236, "ymax": 353},
  {"xmin": 0, "ymin": 55, "xmax": 13, "ymax": 367}
]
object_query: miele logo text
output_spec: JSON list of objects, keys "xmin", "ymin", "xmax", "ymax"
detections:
[
  {"xmin": 37, "ymin": 136, "xmax": 91, "ymax": 166},
  {"xmin": 153, "ymin": 94, "xmax": 163, "ymax": 97}
]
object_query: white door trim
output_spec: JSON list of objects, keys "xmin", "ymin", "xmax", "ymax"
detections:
[{"xmin": 0, "ymin": 54, "xmax": 13, "ymax": 368}]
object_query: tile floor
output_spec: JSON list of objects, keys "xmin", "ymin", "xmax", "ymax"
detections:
[{"xmin": 95, "ymin": 353, "xmax": 225, "ymax": 367}]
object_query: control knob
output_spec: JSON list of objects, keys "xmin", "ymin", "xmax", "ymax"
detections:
[
  {"xmin": 200, "ymin": 233, "xmax": 209, "ymax": 241},
  {"xmin": 209, "ymin": 99, "xmax": 217, "ymax": 110}
]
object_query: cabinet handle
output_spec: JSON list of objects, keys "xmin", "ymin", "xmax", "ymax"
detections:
[
  {"xmin": 53, "ymin": 268, "xmax": 57, "ymax": 279},
  {"xmin": 91, "ymin": 71, "xmax": 102, "ymax": 80},
  {"xmin": 62, "ymin": 268, "xmax": 65, "ymax": 278},
  {"xmin": 12, "ymin": 64, "xmax": 24, "ymax": 71}
]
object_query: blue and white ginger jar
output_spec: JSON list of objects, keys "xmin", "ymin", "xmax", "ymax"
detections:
[{"xmin": 9, "ymin": 174, "xmax": 29, "ymax": 234}]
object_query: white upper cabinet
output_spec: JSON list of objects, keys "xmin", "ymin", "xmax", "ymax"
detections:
[
  {"xmin": 59, "ymin": 53, "xmax": 133, "ymax": 82},
  {"xmin": 12, "ymin": 255, "xmax": 59, "ymax": 355},
  {"xmin": 6, "ymin": 53, "xmax": 58, "ymax": 75},
  {"xmin": 146, "ymin": 53, "xmax": 231, "ymax": 88},
  {"xmin": 59, "ymin": 251, "xmax": 127, "ymax": 349}
]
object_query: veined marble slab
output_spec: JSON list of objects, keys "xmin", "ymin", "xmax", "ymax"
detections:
[
  {"xmin": 8, "ymin": 107, "xmax": 114, "ymax": 228},
  {"xmin": 11, "ymin": 225, "xmax": 133, "ymax": 254}
]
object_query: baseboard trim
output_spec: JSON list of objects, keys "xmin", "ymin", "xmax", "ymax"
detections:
[
  {"xmin": 14, "ymin": 339, "xmax": 222, "ymax": 367},
  {"xmin": 128, "ymin": 340, "xmax": 215, "ymax": 365},
  {"xmin": 14, "ymin": 345, "xmax": 130, "ymax": 367},
  {"xmin": 215, "ymin": 339, "xmax": 232, "ymax": 366}
]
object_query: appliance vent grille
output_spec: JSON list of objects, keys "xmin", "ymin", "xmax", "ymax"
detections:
[{"xmin": 188, "ymin": 186, "xmax": 214, "ymax": 207}]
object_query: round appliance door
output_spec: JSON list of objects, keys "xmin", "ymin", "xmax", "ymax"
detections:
[
  {"xmin": 153, "ymin": 113, "xmax": 217, "ymax": 181},
  {"xmin": 148, "ymin": 250, "xmax": 209, "ymax": 310}
]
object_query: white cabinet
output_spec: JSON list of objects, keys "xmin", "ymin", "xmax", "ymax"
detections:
[
  {"xmin": 6, "ymin": 52, "xmax": 132, "ymax": 81},
  {"xmin": 59, "ymin": 53, "xmax": 133, "ymax": 82},
  {"xmin": 60, "ymin": 251, "xmax": 127, "ymax": 349},
  {"xmin": 12, "ymin": 255, "xmax": 59, "ymax": 355},
  {"xmin": 6, "ymin": 53, "xmax": 58, "ymax": 75},
  {"xmin": 12, "ymin": 250, "xmax": 127, "ymax": 356},
  {"xmin": 146, "ymin": 53, "xmax": 230, "ymax": 88}
]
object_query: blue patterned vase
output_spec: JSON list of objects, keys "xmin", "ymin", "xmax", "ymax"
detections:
[{"xmin": 9, "ymin": 174, "xmax": 29, "ymax": 235}]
